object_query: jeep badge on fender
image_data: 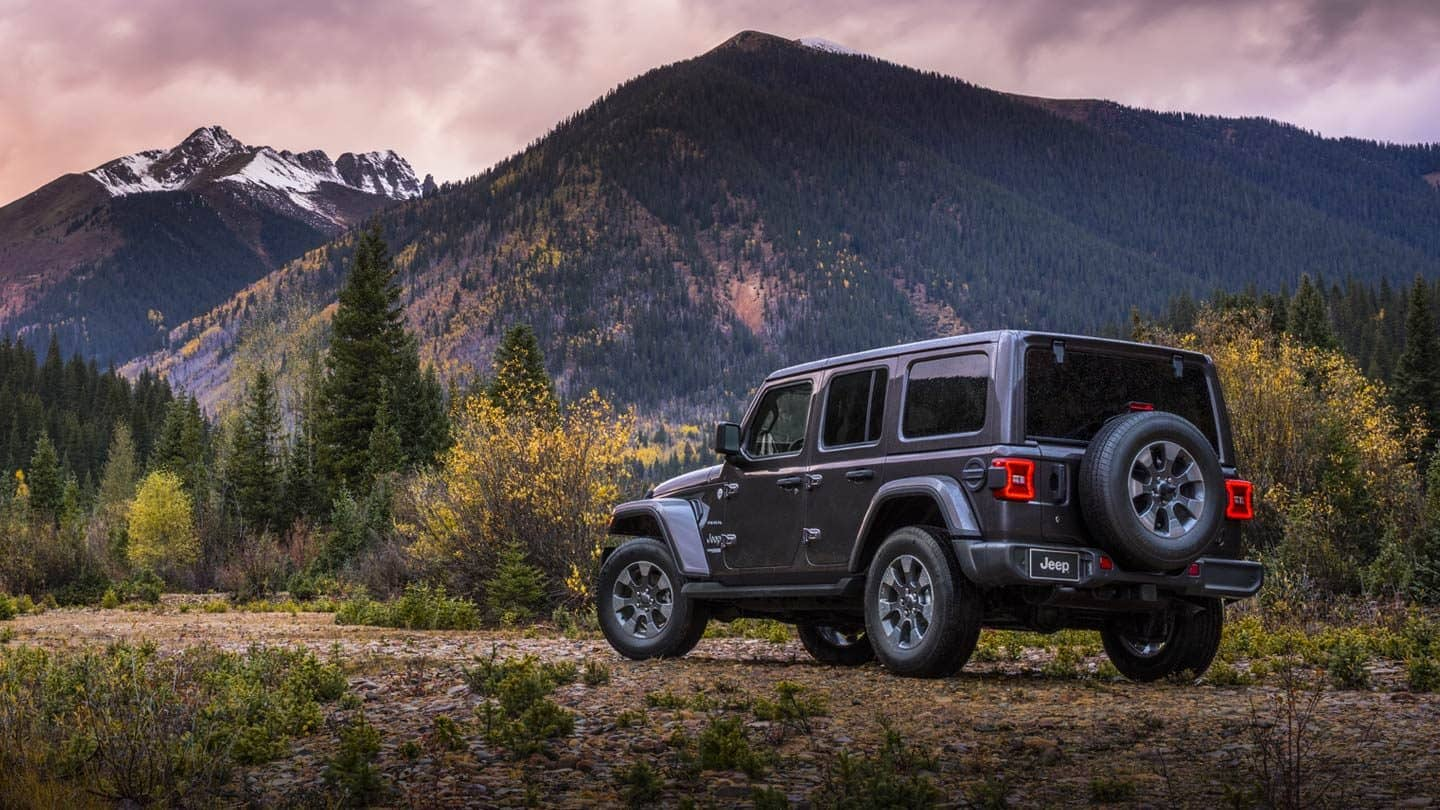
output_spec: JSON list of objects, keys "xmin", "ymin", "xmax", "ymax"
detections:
[{"xmin": 597, "ymin": 331, "xmax": 1261, "ymax": 680}]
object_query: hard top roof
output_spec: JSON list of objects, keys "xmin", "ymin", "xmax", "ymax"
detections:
[{"xmin": 764, "ymin": 330, "xmax": 1209, "ymax": 381}]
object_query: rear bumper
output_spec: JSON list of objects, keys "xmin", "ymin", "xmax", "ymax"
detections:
[{"xmin": 952, "ymin": 540, "xmax": 1263, "ymax": 600}]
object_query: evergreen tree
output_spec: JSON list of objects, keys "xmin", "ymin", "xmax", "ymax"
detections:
[
  {"xmin": 365, "ymin": 383, "xmax": 404, "ymax": 481},
  {"xmin": 1394, "ymin": 275, "xmax": 1440, "ymax": 439},
  {"xmin": 97, "ymin": 423, "xmax": 139, "ymax": 512},
  {"xmin": 228, "ymin": 368, "xmax": 284, "ymax": 532},
  {"xmin": 486, "ymin": 324, "xmax": 557, "ymax": 415},
  {"xmin": 1289, "ymin": 274, "xmax": 1337, "ymax": 350},
  {"xmin": 153, "ymin": 397, "xmax": 209, "ymax": 496},
  {"xmin": 27, "ymin": 432, "xmax": 63, "ymax": 524},
  {"xmin": 319, "ymin": 225, "xmax": 409, "ymax": 489}
]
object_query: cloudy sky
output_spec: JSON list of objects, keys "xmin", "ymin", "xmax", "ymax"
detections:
[{"xmin": 2, "ymin": 0, "xmax": 1438, "ymax": 205}]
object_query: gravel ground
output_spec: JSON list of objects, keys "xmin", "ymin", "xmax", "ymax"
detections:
[{"xmin": 7, "ymin": 607, "xmax": 1440, "ymax": 808}]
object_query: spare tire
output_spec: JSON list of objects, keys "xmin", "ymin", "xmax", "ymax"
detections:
[{"xmin": 1078, "ymin": 411, "xmax": 1223, "ymax": 572}]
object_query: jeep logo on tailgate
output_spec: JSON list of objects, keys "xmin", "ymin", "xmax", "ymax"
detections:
[{"xmin": 1028, "ymin": 548, "xmax": 1081, "ymax": 582}]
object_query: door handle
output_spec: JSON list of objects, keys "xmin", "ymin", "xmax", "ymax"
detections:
[
  {"xmin": 776, "ymin": 476, "xmax": 805, "ymax": 489},
  {"xmin": 845, "ymin": 468, "xmax": 876, "ymax": 482},
  {"xmin": 805, "ymin": 473, "xmax": 823, "ymax": 490}
]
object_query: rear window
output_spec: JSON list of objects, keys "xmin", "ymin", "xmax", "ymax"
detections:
[
  {"xmin": 823, "ymin": 368, "xmax": 887, "ymax": 448},
  {"xmin": 902, "ymin": 353, "xmax": 989, "ymax": 438},
  {"xmin": 1024, "ymin": 347, "xmax": 1218, "ymax": 449}
]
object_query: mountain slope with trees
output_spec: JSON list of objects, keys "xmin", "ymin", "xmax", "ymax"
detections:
[{"xmin": 131, "ymin": 31, "xmax": 1440, "ymax": 418}]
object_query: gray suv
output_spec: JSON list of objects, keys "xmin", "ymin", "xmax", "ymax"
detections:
[{"xmin": 596, "ymin": 331, "xmax": 1261, "ymax": 680}]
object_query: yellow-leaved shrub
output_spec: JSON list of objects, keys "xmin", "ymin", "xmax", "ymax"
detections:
[
  {"xmin": 404, "ymin": 390, "xmax": 635, "ymax": 605},
  {"xmin": 126, "ymin": 471, "xmax": 198, "ymax": 577},
  {"xmin": 1139, "ymin": 309, "xmax": 1424, "ymax": 592}
]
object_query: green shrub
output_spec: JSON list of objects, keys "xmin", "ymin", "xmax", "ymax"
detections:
[
  {"xmin": 697, "ymin": 716, "xmax": 767, "ymax": 777},
  {"xmin": 287, "ymin": 573, "xmax": 321, "ymax": 601},
  {"xmin": 753, "ymin": 681, "xmax": 827, "ymax": 738},
  {"xmin": 484, "ymin": 542, "xmax": 548, "ymax": 624},
  {"xmin": 582, "ymin": 659, "xmax": 612, "ymax": 686},
  {"xmin": 325, "ymin": 711, "xmax": 384, "ymax": 805},
  {"xmin": 431, "ymin": 714, "xmax": 468, "ymax": 752},
  {"xmin": 753, "ymin": 786, "xmax": 791, "ymax": 809},
  {"xmin": 615, "ymin": 708, "xmax": 647, "ymax": 729},
  {"xmin": 1089, "ymin": 776, "xmax": 1138, "ymax": 803},
  {"xmin": 470, "ymin": 651, "xmax": 576, "ymax": 758},
  {"xmin": 811, "ymin": 725, "xmax": 939, "ymax": 808},
  {"xmin": 0, "ymin": 593, "xmax": 16, "ymax": 621},
  {"xmin": 119, "ymin": 570, "xmax": 165, "ymax": 604},
  {"xmin": 100, "ymin": 588, "xmax": 120, "ymax": 609},
  {"xmin": 1406, "ymin": 655, "xmax": 1440, "ymax": 692},
  {"xmin": 618, "ymin": 761, "xmax": 663, "ymax": 807},
  {"xmin": 1325, "ymin": 640, "xmax": 1371, "ymax": 689},
  {"xmin": 335, "ymin": 583, "xmax": 480, "ymax": 630},
  {"xmin": 202, "ymin": 599, "xmax": 229, "ymax": 614},
  {"xmin": 14, "ymin": 595, "xmax": 36, "ymax": 615}
]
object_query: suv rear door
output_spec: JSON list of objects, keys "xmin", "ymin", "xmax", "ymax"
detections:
[{"xmin": 803, "ymin": 364, "xmax": 892, "ymax": 567}]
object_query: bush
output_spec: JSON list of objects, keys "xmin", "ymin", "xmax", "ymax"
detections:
[
  {"xmin": 811, "ymin": 725, "xmax": 940, "ymax": 808},
  {"xmin": 0, "ymin": 594, "xmax": 15, "ymax": 621},
  {"xmin": 1325, "ymin": 640, "xmax": 1371, "ymax": 689},
  {"xmin": 118, "ymin": 569, "xmax": 164, "ymax": 604},
  {"xmin": 126, "ymin": 472, "xmax": 197, "ymax": 577},
  {"xmin": 1407, "ymin": 655, "xmax": 1440, "ymax": 692},
  {"xmin": 483, "ymin": 542, "xmax": 547, "ymax": 624},
  {"xmin": 753, "ymin": 681, "xmax": 827, "ymax": 738},
  {"xmin": 1090, "ymin": 776, "xmax": 1138, "ymax": 803},
  {"xmin": 618, "ymin": 761, "xmax": 663, "ymax": 807},
  {"xmin": 472, "ymin": 654, "xmax": 576, "ymax": 758},
  {"xmin": 325, "ymin": 711, "xmax": 384, "ymax": 805},
  {"xmin": 697, "ymin": 716, "xmax": 767, "ymax": 777},
  {"xmin": 335, "ymin": 583, "xmax": 480, "ymax": 630}
]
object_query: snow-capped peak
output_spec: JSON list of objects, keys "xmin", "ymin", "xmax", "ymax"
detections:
[
  {"xmin": 84, "ymin": 126, "xmax": 423, "ymax": 216},
  {"xmin": 798, "ymin": 37, "xmax": 865, "ymax": 57}
]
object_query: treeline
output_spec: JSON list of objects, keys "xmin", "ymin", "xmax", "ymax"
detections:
[
  {"xmin": 0, "ymin": 335, "xmax": 173, "ymax": 491},
  {"xmin": 1153, "ymin": 272, "xmax": 1440, "ymax": 441}
]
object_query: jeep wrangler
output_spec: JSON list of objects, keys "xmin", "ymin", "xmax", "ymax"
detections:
[{"xmin": 596, "ymin": 331, "xmax": 1261, "ymax": 681}]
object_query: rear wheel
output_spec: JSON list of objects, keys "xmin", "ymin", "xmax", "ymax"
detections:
[
  {"xmin": 863, "ymin": 526, "xmax": 981, "ymax": 678},
  {"xmin": 597, "ymin": 539, "xmax": 709, "ymax": 659},
  {"xmin": 797, "ymin": 623, "xmax": 874, "ymax": 666},
  {"xmin": 1101, "ymin": 598, "xmax": 1224, "ymax": 682}
]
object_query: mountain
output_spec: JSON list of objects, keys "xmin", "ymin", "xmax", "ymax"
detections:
[
  {"xmin": 128, "ymin": 31, "xmax": 1440, "ymax": 419},
  {"xmin": 0, "ymin": 125, "xmax": 429, "ymax": 364}
]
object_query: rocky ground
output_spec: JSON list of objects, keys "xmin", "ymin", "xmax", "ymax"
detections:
[{"xmin": 7, "ymin": 606, "xmax": 1439, "ymax": 808}]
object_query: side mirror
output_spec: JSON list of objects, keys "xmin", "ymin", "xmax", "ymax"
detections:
[{"xmin": 714, "ymin": 422, "xmax": 742, "ymax": 456}]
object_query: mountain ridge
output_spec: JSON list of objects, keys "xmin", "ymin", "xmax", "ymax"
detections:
[
  {"xmin": 0, "ymin": 126, "xmax": 428, "ymax": 364},
  {"xmin": 124, "ymin": 31, "xmax": 1440, "ymax": 419}
]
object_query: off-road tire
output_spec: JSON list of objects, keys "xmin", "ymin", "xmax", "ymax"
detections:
[
  {"xmin": 863, "ymin": 526, "xmax": 982, "ymax": 678},
  {"xmin": 797, "ymin": 623, "xmax": 875, "ymax": 666},
  {"xmin": 1101, "ymin": 598, "xmax": 1224, "ymax": 683},
  {"xmin": 597, "ymin": 538, "xmax": 709, "ymax": 659},
  {"xmin": 1079, "ymin": 410, "xmax": 1224, "ymax": 572}
]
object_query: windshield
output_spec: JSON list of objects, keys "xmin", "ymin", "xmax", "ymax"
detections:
[{"xmin": 1023, "ymin": 346, "xmax": 1218, "ymax": 450}]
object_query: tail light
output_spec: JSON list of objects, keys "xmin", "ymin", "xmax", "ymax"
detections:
[
  {"xmin": 1225, "ymin": 479, "xmax": 1254, "ymax": 520},
  {"xmin": 1128, "ymin": 401, "xmax": 1154, "ymax": 412},
  {"xmin": 990, "ymin": 457, "xmax": 1036, "ymax": 501}
]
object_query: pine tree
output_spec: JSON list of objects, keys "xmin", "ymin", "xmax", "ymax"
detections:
[
  {"xmin": 486, "ymin": 324, "xmax": 556, "ymax": 416},
  {"xmin": 318, "ymin": 225, "xmax": 409, "ymax": 489},
  {"xmin": 1394, "ymin": 275, "xmax": 1440, "ymax": 439},
  {"xmin": 365, "ymin": 383, "xmax": 403, "ymax": 481},
  {"xmin": 27, "ymin": 432, "xmax": 63, "ymax": 524},
  {"xmin": 98, "ymin": 423, "xmax": 139, "ymax": 513},
  {"xmin": 228, "ymin": 368, "xmax": 284, "ymax": 532},
  {"xmin": 153, "ymin": 397, "xmax": 208, "ymax": 496},
  {"xmin": 1289, "ymin": 274, "xmax": 1336, "ymax": 350}
]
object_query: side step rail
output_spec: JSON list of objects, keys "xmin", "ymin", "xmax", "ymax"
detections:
[{"xmin": 681, "ymin": 577, "xmax": 863, "ymax": 601}]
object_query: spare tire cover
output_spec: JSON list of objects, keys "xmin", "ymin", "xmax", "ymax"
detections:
[{"xmin": 1078, "ymin": 411, "xmax": 1224, "ymax": 572}]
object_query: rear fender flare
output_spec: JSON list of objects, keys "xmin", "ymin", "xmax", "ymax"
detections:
[{"xmin": 847, "ymin": 476, "xmax": 981, "ymax": 572}]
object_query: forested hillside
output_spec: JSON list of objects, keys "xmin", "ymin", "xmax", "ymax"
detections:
[{"xmin": 132, "ymin": 31, "xmax": 1440, "ymax": 418}]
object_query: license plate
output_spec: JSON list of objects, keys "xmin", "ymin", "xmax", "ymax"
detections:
[{"xmin": 1028, "ymin": 548, "xmax": 1081, "ymax": 582}]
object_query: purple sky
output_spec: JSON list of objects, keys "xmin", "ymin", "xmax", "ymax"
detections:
[{"xmin": 3, "ymin": 0, "xmax": 1439, "ymax": 205}]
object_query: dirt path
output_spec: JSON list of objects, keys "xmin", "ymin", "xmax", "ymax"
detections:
[{"xmin": 7, "ymin": 608, "xmax": 1439, "ymax": 808}]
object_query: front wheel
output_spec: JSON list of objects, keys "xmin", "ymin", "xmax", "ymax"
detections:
[
  {"xmin": 597, "ymin": 539, "xmax": 709, "ymax": 659},
  {"xmin": 1101, "ymin": 598, "xmax": 1224, "ymax": 683},
  {"xmin": 863, "ymin": 526, "xmax": 981, "ymax": 678},
  {"xmin": 797, "ymin": 623, "xmax": 875, "ymax": 666}
]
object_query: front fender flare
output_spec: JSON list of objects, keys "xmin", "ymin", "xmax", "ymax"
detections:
[
  {"xmin": 847, "ymin": 475, "xmax": 981, "ymax": 572},
  {"xmin": 608, "ymin": 498, "xmax": 710, "ymax": 577}
]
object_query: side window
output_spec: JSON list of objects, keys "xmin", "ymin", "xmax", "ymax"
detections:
[
  {"xmin": 822, "ymin": 368, "xmax": 888, "ymax": 448},
  {"xmin": 745, "ymin": 382, "xmax": 813, "ymax": 457},
  {"xmin": 902, "ymin": 353, "xmax": 989, "ymax": 438}
]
